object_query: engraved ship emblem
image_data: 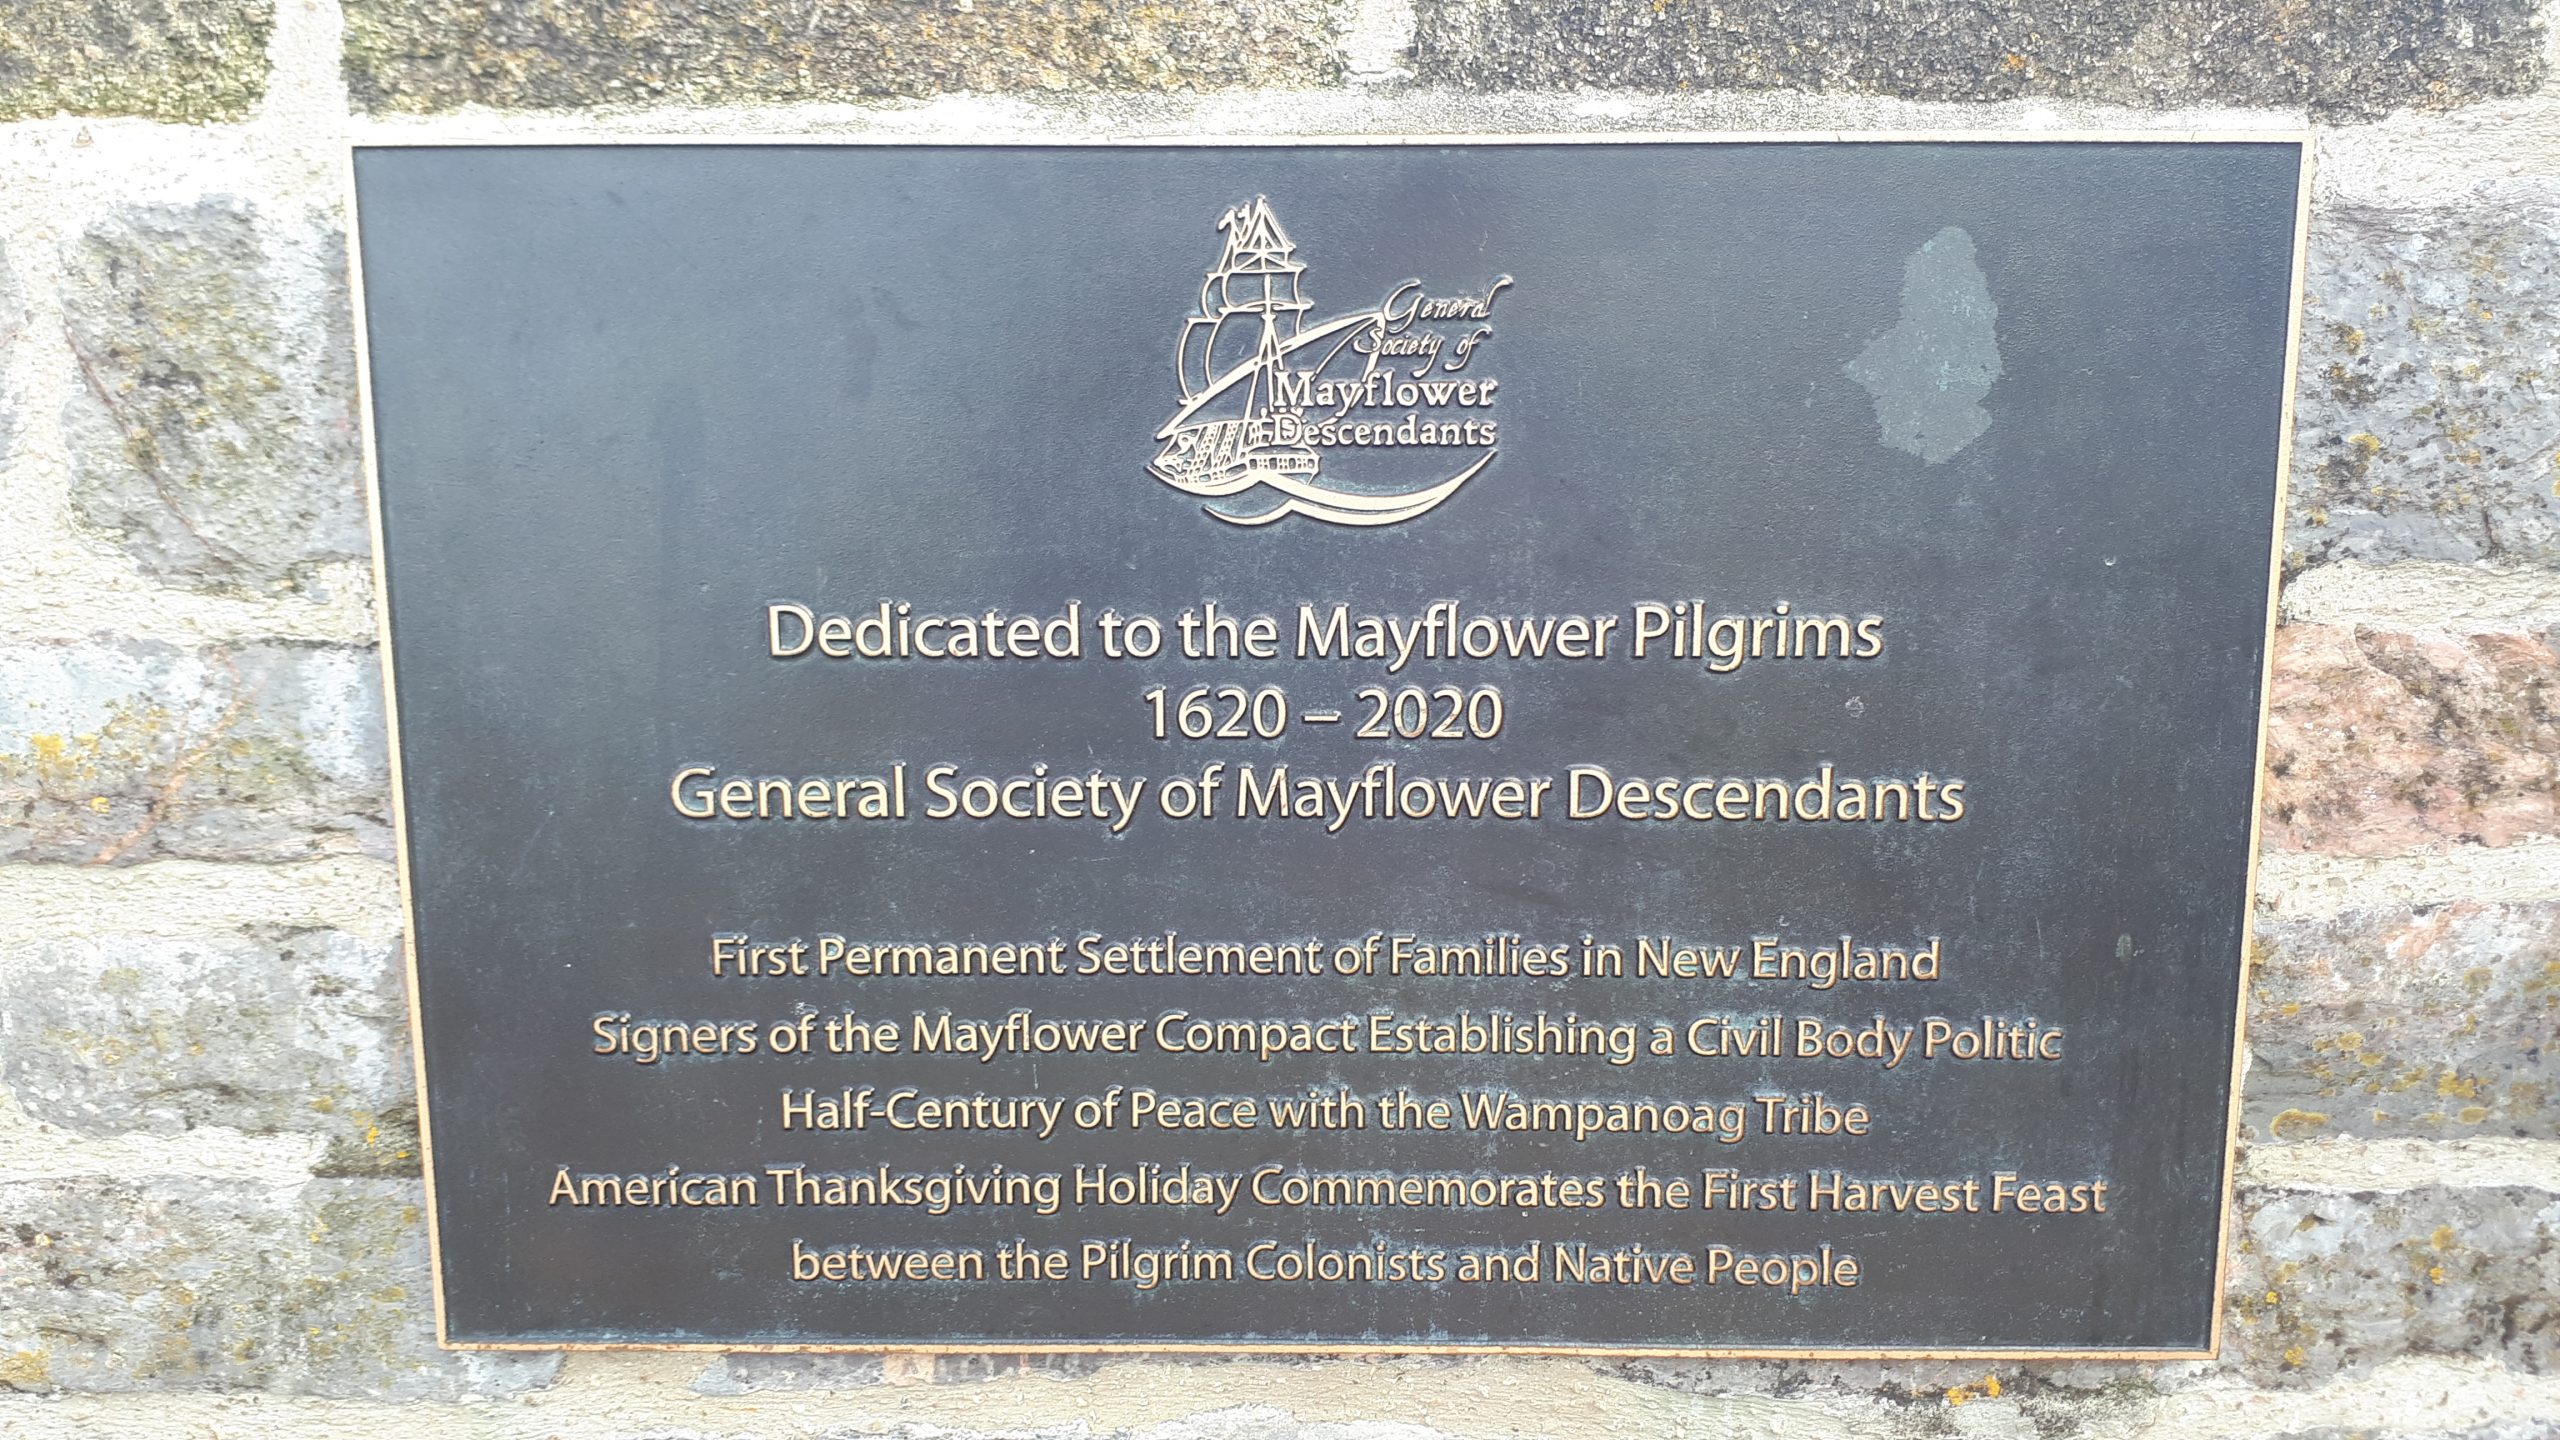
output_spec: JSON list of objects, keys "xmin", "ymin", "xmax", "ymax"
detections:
[{"xmin": 1150, "ymin": 197, "xmax": 1497, "ymax": 528}]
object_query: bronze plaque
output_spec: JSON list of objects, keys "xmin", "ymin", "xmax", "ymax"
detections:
[{"xmin": 351, "ymin": 138, "xmax": 2308, "ymax": 1355}]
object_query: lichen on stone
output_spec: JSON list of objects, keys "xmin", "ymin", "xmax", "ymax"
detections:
[
  {"xmin": 0, "ymin": 641, "xmax": 390, "ymax": 866},
  {"xmin": 59, "ymin": 198, "xmax": 369, "ymax": 595},
  {"xmin": 0, "ymin": 0, "xmax": 271, "ymax": 122},
  {"xmin": 2290, "ymin": 191, "xmax": 2560, "ymax": 570},
  {"xmin": 342, "ymin": 0, "xmax": 1348, "ymax": 112},
  {"xmin": 1410, "ymin": 0, "xmax": 2546, "ymax": 119}
]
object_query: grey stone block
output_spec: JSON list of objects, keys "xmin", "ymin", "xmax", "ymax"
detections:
[
  {"xmin": 0, "ymin": 639, "xmax": 389, "ymax": 865},
  {"xmin": 0, "ymin": 929, "xmax": 413, "ymax": 1163},
  {"xmin": 342, "ymin": 0, "xmax": 1347, "ymax": 112},
  {"xmin": 0, "ymin": 0, "xmax": 270, "ymax": 122},
  {"xmin": 0, "ymin": 1178, "xmax": 559, "ymax": 1398},
  {"xmin": 60, "ymin": 198, "xmax": 368, "ymax": 592},
  {"xmin": 2290, "ymin": 192, "xmax": 2560, "ymax": 569},
  {"xmin": 2247, "ymin": 902, "xmax": 2557, "ymax": 1141},
  {"xmin": 2225, "ymin": 1185, "xmax": 2559, "ymax": 1382},
  {"xmin": 1409, "ymin": 0, "xmax": 2545, "ymax": 118}
]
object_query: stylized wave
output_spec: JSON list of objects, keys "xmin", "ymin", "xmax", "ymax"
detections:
[{"xmin": 1210, "ymin": 452, "xmax": 1493, "ymax": 528}]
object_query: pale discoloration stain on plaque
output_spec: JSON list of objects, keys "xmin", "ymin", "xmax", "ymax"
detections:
[{"xmin": 1846, "ymin": 226, "xmax": 2001, "ymax": 465}]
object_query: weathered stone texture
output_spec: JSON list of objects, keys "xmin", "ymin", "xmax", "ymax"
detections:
[
  {"xmin": 341, "ymin": 0, "xmax": 1346, "ymax": 112},
  {"xmin": 2291, "ymin": 192, "xmax": 2560, "ymax": 570},
  {"xmin": 2247, "ymin": 902, "xmax": 2557, "ymax": 1141},
  {"xmin": 702, "ymin": 1351, "xmax": 1117, "ymax": 1393},
  {"xmin": 0, "ymin": 640, "xmax": 389, "ymax": 865},
  {"xmin": 60, "ymin": 198, "xmax": 368, "ymax": 593},
  {"xmin": 0, "ymin": 240, "xmax": 19, "ymax": 460},
  {"xmin": 0, "ymin": 1, "xmax": 270, "ymax": 122},
  {"xmin": 2283, "ymin": 1414, "xmax": 2560, "ymax": 1424},
  {"xmin": 0, "ymin": 930, "xmax": 413, "ymax": 1164},
  {"xmin": 2262, "ymin": 625, "xmax": 2558, "ymax": 856},
  {"xmin": 0, "ymin": 1178, "xmax": 557, "ymax": 1398},
  {"xmin": 2225, "ymin": 1185, "xmax": 2558, "ymax": 1382},
  {"xmin": 1409, "ymin": 0, "xmax": 2545, "ymax": 117}
]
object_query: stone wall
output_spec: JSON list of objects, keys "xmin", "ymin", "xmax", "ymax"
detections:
[{"xmin": 0, "ymin": 1, "xmax": 2554, "ymax": 1435}]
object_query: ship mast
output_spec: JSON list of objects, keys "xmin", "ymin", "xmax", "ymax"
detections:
[{"xmin": 1215, "ymin": 197, "xmax": 1310, "ymax": 418}]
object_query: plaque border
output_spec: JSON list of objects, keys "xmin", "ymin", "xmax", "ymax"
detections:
[{"xmin": 346, "ymin": 131, "xmax": 2315, "ymax": 1360}]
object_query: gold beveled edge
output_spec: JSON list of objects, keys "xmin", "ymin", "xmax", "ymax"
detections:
[
  {"xmin": 341, "ymin": 132, "xmax": 2314, "ymax": 1360},
  {"xmin": 2201, "ymin": 132, "xmax": 2318, "ymax": 1362},
  {"xmin": 441, "ymin": 1338, "xmax": 2219, "ymax": 1359},
  {"xmin": 346, "ymin": 127, "xmax": 2316, "ymax": 149},
  {"xmin": 342, "ymin": 146, "xmax": 455, "ymax": 1349}
]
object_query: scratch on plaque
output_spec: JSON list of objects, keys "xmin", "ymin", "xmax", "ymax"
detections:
[{"xmin": 1845, "ymin": 226, "xmax": 2001, "ymax": 465}]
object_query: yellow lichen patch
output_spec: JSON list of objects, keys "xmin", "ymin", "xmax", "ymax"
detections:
[
  {"xmin": 1944, "ymin": 1373, "xmax": 2004, "ymax": 1405},
  {"xmin": 0, "ymin": 1349, "xmax": 47, "ymax": 1387},
  {"xmin": 2269, "ymin": 1107, "xmax": 2330, "ymax": 1139}
]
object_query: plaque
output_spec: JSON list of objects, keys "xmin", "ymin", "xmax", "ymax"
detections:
[{"xmin": 350, "ymin": 138, "xmax": 2309, "ymax": 1355}]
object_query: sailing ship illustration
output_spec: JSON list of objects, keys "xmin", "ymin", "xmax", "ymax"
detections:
[{"xmin": 1149, "ymin": 198, "xmax": 1495, "ymax": 527}]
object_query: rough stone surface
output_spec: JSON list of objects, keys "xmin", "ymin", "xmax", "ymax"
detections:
[
  {"xmin": 701, "ymin": 1352, "xmax": 1122, "ymax": 1393},
  {"xmin": 2247, "ymin": 902, "xmax": 2558, "ymax": 1142},
  {"xmin": 2262, "ymin": 625, "xmax": 2560, "ymax": 857},
  {"xmin": 341, "ymin": 0, "xmax": 1347, "ymax": 112},
  {"xmin": 0, "ymin": 239, "xmax": 18, "ymax": 461},
  {"xmin": 0, "ymin": 929, "xmax": 413, "ymax": 1163},
  {"xmin": 2232, "ymin": 1178, "xmax": 2560, "ymax": 1383},
  {"xmin": 0, "ymin": 640, "xmax": 390, "ymax": 865},
  {"xmin": 1605, "ymin": 1352, "xmax": 2173, "ymax": 1423},
  {"xmin": 0, "ymin": 1178, "xmax": 559, "ymax": 1398},
  {"xmin": 60, "ymin": 199, "xmax": 368, "ymax": 594},
  {"xmin": 2225, "ymin": 1186, "xmax": 2559, "ymax": 1383},
  {"xmin": 1409, "ymin": 0, "xmax": 2547, "ymax": 118},
  {"xmin": 2291, "ymin": 192, "xmax": 2560, "ymax": 571},
  {"xmin": 0, "ymin": 1, "xmax": 270, "ymax": 122},
  {"xmin": 2283, "ymin": 1414, "xmax": 2560, "ymax": 1424}
]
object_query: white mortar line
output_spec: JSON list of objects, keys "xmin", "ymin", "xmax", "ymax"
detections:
[
  {"xmin": 0, "ymin": 1354, "xmax": 1881, "ymax": 1440},
  {"xmin": 2139, "ymin": 1356, "xmax": 2560, "ymax": 1439},
  {"xmin": 2241, "ymin": 1136, "xmax": 2560, "ymax": 1194},
  {"xmin": 2255, "ymin": 839, "xmax": 2560, "ymax": 918},
  {"xmin": 342, "ymin": 88, "xmax": 2314, "ymax": 143},
  {"xmin": 2283, "ymin": 559, "xmax": 2560, "ymax": 631},
  {"xmin": 0, "ymin": 1352, "xmax": 2552, "ymax": 1440},
  {"xmin": 248, "ymin": 0, "xmax": 357, "ymax": 211},
  {"xmin": 2316, "ymin": 95, "xmax": 2560, "ymax": 207},
  {"xmin": 0, "ymin": 857, "xmax": 404, "ymax": 945},
  {"xmin": 2545, "ymin": 0, "xmax": 2560, "ymax": 94},
  {"xmin": 1340, "ymin": 0, "xmax": 1418, "ymax": 84},
  {"xmin": 0, "ymin": 1088, "xmax": 325, "ymax": 1185}
]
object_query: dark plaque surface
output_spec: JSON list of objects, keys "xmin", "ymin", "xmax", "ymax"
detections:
[{"xmin": 352, "ymin": 140, "xmax": 2305, "ymax": 1354}]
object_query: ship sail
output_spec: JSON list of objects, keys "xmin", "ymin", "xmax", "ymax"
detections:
[{"xmin": 1153, "ymin": 197, "xmax": 1321, "ymax": 496}]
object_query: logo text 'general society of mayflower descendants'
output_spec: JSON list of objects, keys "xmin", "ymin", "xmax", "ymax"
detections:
[{"xmin": 1149, "ymin": 197, "xmax": 1512, "ymax": 528}]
